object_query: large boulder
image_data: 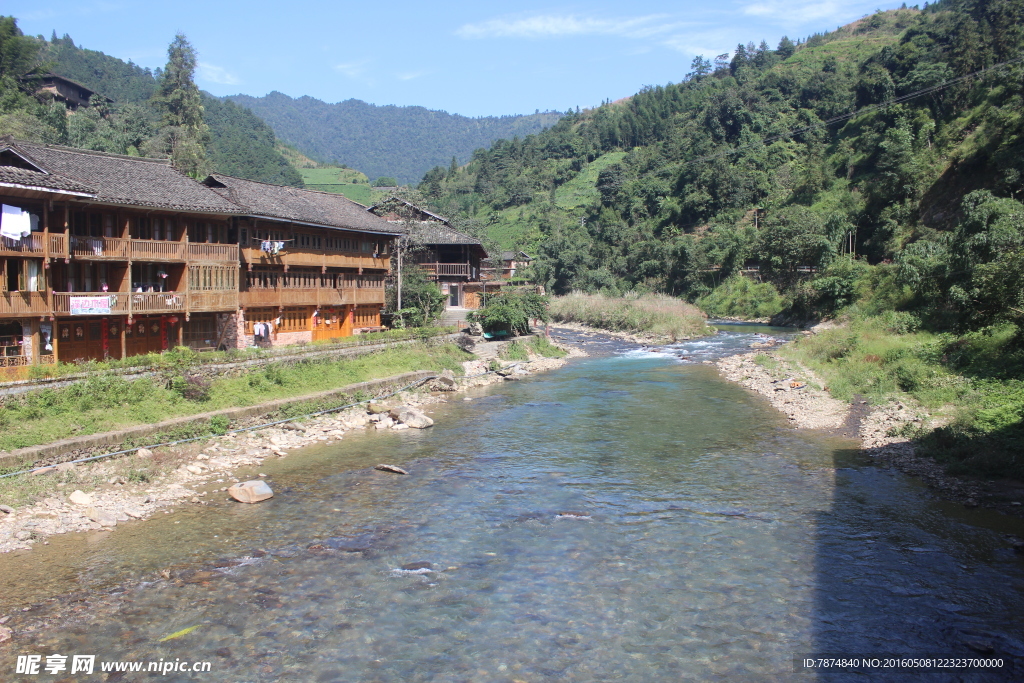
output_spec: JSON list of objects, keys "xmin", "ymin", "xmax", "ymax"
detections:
[
  {"xmin": 388, "ymin": 405, "xmax": 434, "ymax": 429},
  {"xmin": 428, "ymin": 369, "xmax": 458, "ymax": 391},
  {"xmin": 228, "ymin": 480, "xmax": 274, "ymax": 504},
  {"xmin": 85, "ymin": 507, "xmax": 117, "ymax": 527},
  {"xmin": 367, "ymin": 402, "xmax": 391, "ymax": 415}
]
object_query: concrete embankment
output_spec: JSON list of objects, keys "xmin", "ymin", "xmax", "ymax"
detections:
[{"xmin": 0, "ymin": 338, "xmax": 585, "ymax": 554}]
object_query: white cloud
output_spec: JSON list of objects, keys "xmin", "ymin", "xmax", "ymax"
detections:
[
  {"xmin": 740, "ymin": 0, "xmax": 851, "ymax": 25},
  {"xmin": 334, "ymin": 60, "xmax": 369, "ymax": 78},
  {"xmin": 397, "ymin": 70, "xmax": 429, "ymax": 81},
  {"xmin": 455, "ymin": 13, "xmax": 680, "ymax": 40},
  {"xmin": 197, "ymin": 62, "xmax": 240, "ymax": 86}
]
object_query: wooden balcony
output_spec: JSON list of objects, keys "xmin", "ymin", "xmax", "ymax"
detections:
[
  {"xmin": 239, "ymin": 282, "xmax": 385, "ymax": 308},
  {"xmin": 0, "ymin": 291, "xmax": 49, "ymax": 316},
  {"xmin": 240, "ymin": 246, "xmax": 389, "ymax": 271},
  {"xmin": 188, "ymin": 243, "xmax": 239, "ymax": 263},
  {"xmin": 51, "ymin": 291, "xmax": 197, "ymax": 316},
  {"xmin": 70, "ymin": 237, "xmax": 189, "ymax": 262},
  {"xmin": 418, "ymin": 262, "xmax": 471, "ymax": 277},
  {"xmin": 190, "ymin": 290, "xmax": 238, "ymax": 312},
  {"xmin": 0, "ymin": 233, "xmax": 68, "ymax": 258}
]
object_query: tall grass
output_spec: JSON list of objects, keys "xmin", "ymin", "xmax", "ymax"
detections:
[
  {"xmin": 782, "ymin": 317, "xmax": 1024, "ymax": 479},
  {"xmin": 549, "ymin": 292, "xmax": 709, "ymax": 340}
]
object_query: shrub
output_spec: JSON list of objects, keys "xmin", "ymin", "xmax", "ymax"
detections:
[{"xmin": 468, "ymin": 290, "xmax": 549, "ymax": 335}]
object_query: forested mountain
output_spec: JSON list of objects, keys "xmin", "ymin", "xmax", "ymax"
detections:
[
  {"xmin": 227, "ymin": 91, "xmax": 563, "ymax": 185},
  {"xmin": 421, "ymin": 0, "xmax": 1024, "ymax": 332},
  {"xmin": 0, "ymin": 26, "xmax": 302, "ymax": 186}
]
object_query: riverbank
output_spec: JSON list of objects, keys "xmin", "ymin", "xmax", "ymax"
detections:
[
  {"xmin": 715, "ymin": 349, "xmax": 1019, "ymax": 512},
  {"xmin": 0, "ymin": 338, "xmax": 585, "ymax": 554}
]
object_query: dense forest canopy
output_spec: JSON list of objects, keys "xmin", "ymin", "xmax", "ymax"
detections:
[
  {"xmin": 227, "ymin": 91, "xmax": 563, "ymax": 185},
  {"xmin": 418, "ymin": 0, "xmax": 1024, "ymax": 335},
  {"xmin": 0, "ymin": 23, "xmax": 302, "ymax": 186}
]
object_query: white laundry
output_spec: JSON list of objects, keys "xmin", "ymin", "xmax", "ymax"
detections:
[{"xmin": 1, "ymin": 204, "xmax": 30, "ymax": 240}]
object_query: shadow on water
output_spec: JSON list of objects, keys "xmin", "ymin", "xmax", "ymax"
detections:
[{"xmin": 808, "ymin": 452, "xmax": 1024, "ymax": 682}]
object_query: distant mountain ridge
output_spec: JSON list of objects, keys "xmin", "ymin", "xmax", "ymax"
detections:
[{"xmin": 226, "ymin": 91, "xmax": 564, "ymax": 185}]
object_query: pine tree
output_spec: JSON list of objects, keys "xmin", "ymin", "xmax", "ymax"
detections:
[{"xmin": 151, "ymin": 33, "xmax": 209, "ymax": 178}]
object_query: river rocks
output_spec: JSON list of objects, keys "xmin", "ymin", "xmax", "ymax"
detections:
[
  {"xmin": 428, "ymin": 369, "xmax": 458, "ymax": 391},
  {"xmin": 86, "ymin": 507, "xmax": 117, "ymax": 527},
  {"xmin": 68, "ymin": 490, "xmax": 93, "ymax": 506},
  {"xmin": 715, "ymin": 353, "xmax": 847, "ymax": 430},
  {"xmin": 185, "ymin": 465, "xmax": 203, "ymax": 475},
  {"xmin": 389, "ymin": 406, "xmax": 433, "ymax": 429},
  {"xmin": 0, "ymin": 625, "xmax": 12, "ymax": 643},
  {"xmin": 367, "ymin": 402, "xmax": 391, "ymax": 415},
  {"xmin": 401, "ymin": 561, "xmax": 432, "ymax": 571},
  {"xmin": 228, "ymin": 480, "xmax": 274, "ymax": 504},
  {"xmin": 15, "ymin": 530, "xmax": 31, "ymax": 541},
  {"xmin": 374, "ymin": 464, "xmax": 408, "ymax": 475},
  {"xmin": 0, "ymin": 505, "xmax": 13, "ymax": 514},
  {"xmin": 135, "ymin": 448, "xmax": 153, "ymax": 458}
]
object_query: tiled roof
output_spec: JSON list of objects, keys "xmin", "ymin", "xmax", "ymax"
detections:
[
  {"xmin": 367, "ymin": 197, "xmax": 451, "ymax": 226},
  {"xmin": 0, "ymin": 164, "xmax": 96, "ymax": 195},
  {"xmin": 205, "ymin": 173, "xmax": 400, "ymax": 234},
  {"xmin": 6, "ymin": 139, "xmax": 240, "ymax": 214},
  {"xmin": 403, "ymin": 221, "xmax": 482, "ymax": 246},
  {"xmin": 500, "ymin": 250, "xmax": 532, "ymax": 261}
]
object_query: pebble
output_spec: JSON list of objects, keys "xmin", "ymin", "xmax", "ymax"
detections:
[
  {"xmin": 374, "ymin": 464, "xmax": 408, "ymax": 475},
  {"xmin": 0, "ymin": 625, "xmax": 11, "ymax": 643}
]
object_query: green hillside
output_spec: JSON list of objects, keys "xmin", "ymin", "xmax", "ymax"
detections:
[
  {"xmin": 0, "ymin": 26, "xmax": 302, "ymax": 186},
  {"xmin": 418, "ymin": 0, "xmax": 1024, "ymax": 478},
  {"xmin": 299, "ymin": 167, "xmax": 374, "ymax": 204},
  {"xmin": 227, "ymin": 91, "xmax": 563, "ymax": 185}
]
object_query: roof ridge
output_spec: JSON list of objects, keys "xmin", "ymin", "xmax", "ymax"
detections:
[
  {"xmin": 210, "ymin": 172, "xmax": 373, "ymax": 206},
  {"xmin": 13, "ymin": 138, "xmax": 172, "ymax": 165}
]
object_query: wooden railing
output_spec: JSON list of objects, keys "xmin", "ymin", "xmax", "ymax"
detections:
[
  {"xmin": 418, "ymin": 262, "xmax": 471, "ymax": 277},
  {"xmin": 52, "ymin": 291, "xmax": 188, "ymax": 316},
  {"xmin": 70, "ymin": 236, "xmax": 130, "ymax": 260},
  {"xmin": 190, "ymin": 290, "xmax": 238, "ymax": 312},
  {"xmin": 131, "ymin": 240, "xmax": 185, "ymax": 261},
  {"xmin": 188, "ymin": 243, "xmax": 238, "ymax": 262},
  {"xmin": 68, "ymin": 237, "xmax": 189, "ymax": 261},
  {"xmin": 0, "ymin": 233, "xmax": 67, "ymax": 257},
  {"xmin": 240, "ymin": 247, "xmax": 389, "ymax": 270},
  {"xmin": 240, "ymin": 281, "xmax": 385, "ymax": 308},
  {"xmin": 0, "ymin": 291, "xmax": 49, "ymax": 315}
]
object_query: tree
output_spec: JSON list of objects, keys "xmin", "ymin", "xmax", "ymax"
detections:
[
  {"xmin": 0, "ymin": 16, "xmax": 48, "ymax": 114},
  {"xmin": 151, "ymin": 33, "xmax": 209, "ymax": 178},
  {"xmin": 374, "ymin": 176, "xmax": 398, "ymax": 187}
]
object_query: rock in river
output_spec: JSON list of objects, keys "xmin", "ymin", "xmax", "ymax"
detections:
[
  {"xmin": 389, "ymin": 405, "xmax": 433, "ymax": 429},
  {"xmin": 228, "ymin": 480, "xmax": 274, "ymax": 504},
  {"xmin": 374, "ymin": 464, "xmax": 408, "ymax": 475}
]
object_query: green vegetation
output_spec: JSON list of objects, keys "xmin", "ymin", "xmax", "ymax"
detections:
[
  {"xmin": 25, "ymin": 328, "xmax": 456, "ymax": 379},
  {"xmin": 467, "ymin": 290, "xmax": 549, "ymax": 335},
  {"xmin": 0, "ymin": 342, "xmax": 472, "ymax": 452},
  {"xmin": 498, "ymin": 341, "xmax": 529, "ymax": 361},
  {"xmin": 228, "ymin": 91, "xmax": 563, "ymax": 184},
  {"xmin": 388, "ymin": 265, "xmax": 447, "ymax": 328},
  {"xmin": 527, "ymin": 335, "xmax": 568, "ymax": 358},
  {"xmin": 697, "ymin": 275, "xmax": 788, "ymax": 319},
  {"xmin": 0, "ymin": 20, "xmax": 302, "ymax": 186},
  {"xmin": 782, "ymin": 317, "xmax": 1024, "ymax": 479},
  {"xmin": 410, "ymin": 0, "xmax": 1024, "ymax": 478},
  {"xmin": 300, "ymin": 166, "xmax": 374, "ymax": 202},
  {"xmin": 549, "ymin": 293, "xmax": 709, "ymax": 340}
]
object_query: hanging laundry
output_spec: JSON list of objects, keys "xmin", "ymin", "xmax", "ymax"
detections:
[
  {"xmin": 261, "ymin": 240, "xmax": 272, "ymax": 254},
  {"xmin": 271, "ymin": 241, "xmax": 285, "ymax": 255},
  {"xmin": 1, "ymin": 204, "xmax": 30, "ymax": 241}
]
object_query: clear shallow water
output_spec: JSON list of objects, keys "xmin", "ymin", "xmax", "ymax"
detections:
[{"xmin": 3, "ymin": 325, "xmax": 1024, "ymax": 681}]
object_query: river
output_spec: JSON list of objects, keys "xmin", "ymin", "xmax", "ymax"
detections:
[{"xmin": 1, "ymin": 323, "xmax": 1022, "ymax": 681}]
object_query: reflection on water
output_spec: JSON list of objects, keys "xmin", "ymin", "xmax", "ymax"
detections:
[{"xmin": 2, "ymin": 325, "xmax": 1023, "ymax": 681}]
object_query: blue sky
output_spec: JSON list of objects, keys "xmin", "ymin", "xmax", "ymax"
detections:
[{"xmin": 15, "ymin": 1, "xmax": 908, "ymax": 117}]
